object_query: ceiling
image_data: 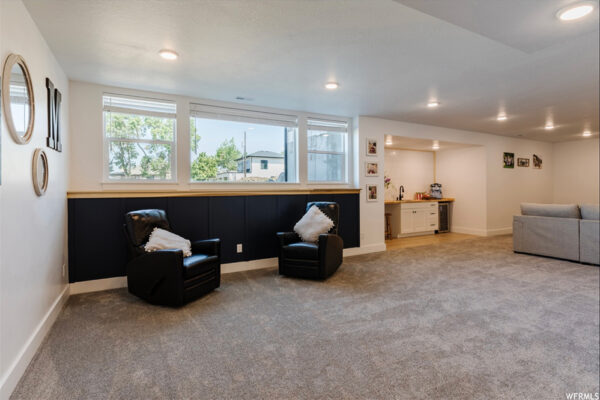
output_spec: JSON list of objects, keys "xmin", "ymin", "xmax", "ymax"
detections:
[
  {"xmin": 384, "ymin": 136, "xmax": 478, "ymax": 152},
  {"xmin": 22, "ymin": 0, "xmax": 599, "ymax": 142}
]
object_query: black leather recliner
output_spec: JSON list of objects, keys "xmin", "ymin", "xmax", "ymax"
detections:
[
  {"xmin": 123, "ymin": 209, "xmax": 221, "ymax": 307},
  {"xmin": 276, "ymin": 202, "xmax": 343, "ymax": 280}
]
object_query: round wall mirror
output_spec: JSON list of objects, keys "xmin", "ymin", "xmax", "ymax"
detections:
[
  {"xmin": 2, "ymin": 54, "xmax": 35, "ymax": 144},
  {"xmin": 32, "ymin": 148, "xmax": 49, "ymax": 196}
]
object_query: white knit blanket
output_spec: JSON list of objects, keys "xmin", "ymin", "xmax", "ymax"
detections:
[{"xmin": 144, "ymin": 228, "xmax": 192, "ymax": 257}]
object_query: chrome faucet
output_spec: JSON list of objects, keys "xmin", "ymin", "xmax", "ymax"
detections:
[{"xmin": 398, "ymin": 185, "xmax": 404, "ymax": 200}]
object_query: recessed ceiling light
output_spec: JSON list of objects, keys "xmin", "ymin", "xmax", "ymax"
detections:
[
  {"xmin": 583, "ymin": 130, "xmax": 592, "ymax": 137},
  {"xmin": 557, "ymin": 2, "xmax": 595, "ymax": 21},
  {"xmin": 497, "ymin": 114, "xmax": 507, "ymax": 121},
  {"xmin": 545, "ymin": 123, "xmax": 554, "ymax": 130},
  {"xmin": 325, "ymin": 82, "xmax": 339, "ymax": 90},
  {"xmin": 427, "ymin": 101, "xmax": 440, "ymax": 108},
  {"xmin": 159, "ymin": 49, "xmax": 178, "ymax": 60}
]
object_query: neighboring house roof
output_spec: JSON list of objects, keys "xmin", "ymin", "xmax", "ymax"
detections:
[{"xmin": 235, "ymin": 151, "xmax": 284, "ymax": 161}]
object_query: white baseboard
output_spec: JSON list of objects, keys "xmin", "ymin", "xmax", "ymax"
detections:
[
  {"xmin": 221, "ymin": 257, "xmax": 278, "ymax": 274},
  {"xmin": 69, "ymin": 244, "xmax": 387, "ymax": 295},
  {"xmin": 343, "ymin": 243, "xmax": 387, "ymax": 256},
  {"xmin": 70, "ymin": 276, "xmax": 127, "ymax": 295},
  {"xmin": 397, "ymin": 231, "xmax": 436, "ymax": 238},
  {"xmin": 486, "ymin": 227, "xmax": 513, "ymax": 236},
  {"xmin": 0, "ymin": 284, "xmax": 70, "ymax": 400},
  {"xmin": 451, "ymin": 226, "xmax": 488, "ymax": 236},
  {"xmin": 452, "ymin": 226, "xmax": 512, "ymax": 236}
]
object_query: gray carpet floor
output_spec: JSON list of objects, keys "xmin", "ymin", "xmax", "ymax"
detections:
[{"xmin": 11, "ymin": 235, "xmax": 600, "ymax": 399}]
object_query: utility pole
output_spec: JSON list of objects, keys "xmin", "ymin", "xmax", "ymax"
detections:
[{"xmin": 243, "ymin": 130, "xmax": 247, "ymax": 180}]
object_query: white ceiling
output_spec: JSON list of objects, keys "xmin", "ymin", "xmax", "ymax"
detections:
[{"xmin": 22, "ymin": 0, "xmax": 599, "ymax": 142}]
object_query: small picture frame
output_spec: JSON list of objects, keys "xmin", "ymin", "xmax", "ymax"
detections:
[
  {"xmin": 366, "ymin": 184, "xmax": 378, "ymax": 202},
  {"xmin": 517, "ymin": 158, "xmax": 529, "ymax": 167},
  {"xmin": 503, "ymin": 152, "xmax": 514, "ymax": 169},
  {"xmin": 366, "ymin": 138, "xmax": 378, "ymax": 156},
  {"xmin": 365, "ymin": 162, "xmax": 379, "ymax": 176},
  {"xmin": 533, "ymin": 154, "xmax": 542, "ymax": 169}
]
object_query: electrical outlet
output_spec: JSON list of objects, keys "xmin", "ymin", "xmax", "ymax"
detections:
[
  {"xmin": 236, "ymin": 244, "xmax": 243, "ymax": 253},
  {"xmin": 62, "ymin": 263, "xmax": 66, "ymax": 278}
]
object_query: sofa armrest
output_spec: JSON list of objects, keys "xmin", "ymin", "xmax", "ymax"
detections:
[
  {"xmin": 580, "ymin": 219, "xmax": 599, "ymax": 265},
  {"xmin": 192, "ymin": 238, "xmax": 221, "ymax": 256},
  {"xmin": 513, "ymin": 215, "xmax": 580, "ymax": 261},
  {"xmin": 276, "ymin": 232, "xmax": 301, "ymax": 246},
  {"xmin": 318, "ymin": 233, "xmax": 343, "ymax": 278}
]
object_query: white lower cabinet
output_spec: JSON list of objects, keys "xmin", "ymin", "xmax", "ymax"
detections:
[{"xmin": 400, "ymin": 202, "xmax": 438, "ymax": 235}]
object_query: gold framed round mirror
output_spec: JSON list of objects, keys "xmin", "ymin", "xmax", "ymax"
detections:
[
  {"xmin": 32, "ymin": 148, "xmax": 48, "ymax": 196},
  {"xmin": 2, "ymin": 54, "xmax": 35, "ymax": 144}
]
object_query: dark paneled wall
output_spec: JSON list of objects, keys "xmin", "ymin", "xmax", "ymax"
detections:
[{"xmin": 68, "ymin": 193, "xmax": 360, "ymax": 283}]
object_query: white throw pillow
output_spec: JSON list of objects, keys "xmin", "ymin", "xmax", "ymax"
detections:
[
  {"xmin": 294, "ymin": 205, "xmax": 334, "ymax": 243},
  {"xmin": 144, "ymin": 228, "xmax": 192, "ymax": 257}
]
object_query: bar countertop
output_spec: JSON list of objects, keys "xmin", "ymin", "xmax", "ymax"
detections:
[{"xmin": 384, "ymin": 198, "xmax": 455, "ymax": 205}]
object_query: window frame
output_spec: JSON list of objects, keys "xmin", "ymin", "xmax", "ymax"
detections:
[
  {"xmin": 306, "ymin": 118, "xmax": 349, "ymax": 184},
  {"xmin": 188, "ymin": 103, "xmax": 299, "ymax": 184},
  {"xmin": 102, "ymin": 93, "xmax": 177, "ymax": 183}
]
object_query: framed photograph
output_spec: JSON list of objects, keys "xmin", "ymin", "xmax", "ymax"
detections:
[
  {"xmin": 533, "ymin": 154, "xmax": 542, "ymax": 169},
  {"xmin": 365, "ymin": 162, "xmax": 379, "ymax": 176},
  {"xmin": 366, "ymin": 184, "xmax": 378, "ymax": 202},
  {"xmin": 517, "ymin": 158, "xmax": 529, "ymax": 167},
  {"xmin": 366, "ymin": 138, "xmax": 378, "ymax": 156},
  {"xmin": 503, "ymin": 152, "xmax": 514, "ymax": 169}
]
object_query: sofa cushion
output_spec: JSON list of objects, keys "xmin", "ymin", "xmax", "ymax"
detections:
[
  {"xmin": 294, "ymin": 205, "xmax": 334, "ymax": 242},
  {"xmin": 580, "ymin": 204, "xmax": 600, "ymax": 220},
  {"xmin": 145, "ymin": 228, "xmax": 192, "ymax": 257},
  {"xmin": 282, "ymin": 242, "xmax": 319, "ymax": 260},
  {"xmin": 520, "ymin": 203, "xmax": 580, "ymax": 219}
]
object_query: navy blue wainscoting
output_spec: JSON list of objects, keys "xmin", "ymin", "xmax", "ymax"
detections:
[{"xmin": 67, "ymin": 193, "xmax": 360, "ymax": 283}]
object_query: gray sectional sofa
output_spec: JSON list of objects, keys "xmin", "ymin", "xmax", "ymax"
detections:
[{"xmin": 513, "ymin": 203, "xmax": 599, "ymax": 265}]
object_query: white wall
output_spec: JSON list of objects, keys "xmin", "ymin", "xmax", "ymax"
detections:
[
  {"xmin": 356, "ymin": 119, "xmax": 385, "ymax": 250},
  {"xmin": 552, "ymin": 138, "xmax": 599, "ymax": 205},
  {"xmin": 0, "ymin": 1, "xmax": 69, "ymax": 398},
  {"xmin": 383, "ymin": 149, "xmax": 433, "ymax": 201},
  {"xmin": 358, "ymin": 116, "xmax": 554, "ymax": 238},
  {"xmin": 436, "ymin": 146, "xmax": 487, "ymax": 235},
  {"xmin": 484, "ymin": 138, "xmax": 554, "ymax": 233}
]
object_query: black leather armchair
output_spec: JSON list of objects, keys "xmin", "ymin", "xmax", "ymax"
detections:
[
  {"xmin": 123, "ymin": 209, "xmax": 221, "ymax": 307},
  {"xmin": 276, "ymin": 202, "xmax": 343, "ymax": 279}
]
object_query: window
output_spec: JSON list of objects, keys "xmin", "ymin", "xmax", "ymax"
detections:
[
  {"xmin": 189, "ymin": 104, "xmax": 297, "ymax": 183},
  {"xmin": 307, "ymin": 119, "xmax": 348, "ymax": 182},
  {"xmin": 103, "ymin": 94, "xmax": 176, "ymax": 181}
]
